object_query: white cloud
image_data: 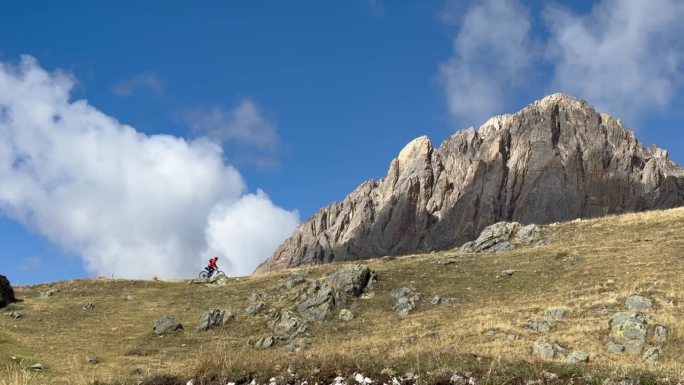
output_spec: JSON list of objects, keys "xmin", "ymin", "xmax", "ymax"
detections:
[
  {"xmin": 111, "ymin": 72, "xmax": 164, "ymax": 97},
  {"xmin": 439, "ymin": 0, "xmax": 684, "ymax": 126},
  {"xmin": 439, "ymin": 0, "xmax": 535, "ymax": 126},
  {"xmin": 204, "ymin": 190, "xmax": 300, "ymax": 275},
  {"xmin": 545, "ymin": 0, "xmax": 684, "ymax": 122},
  {"xmin": 185, "ymin": 101, "xmax": 281, "ymax": 168},
  {"xmin": 0, "ymin": 56, "xmax": 300, "ymax": 279}
]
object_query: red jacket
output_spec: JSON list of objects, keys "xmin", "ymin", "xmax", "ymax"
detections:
[{"xmin": 207, "ymin": 259, "xmax": 218, "ymax": 268}]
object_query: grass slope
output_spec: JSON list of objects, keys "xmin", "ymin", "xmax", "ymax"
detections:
[{"xmin": 2, "ymin": 207, "xmax": 684, "ymax": 385}]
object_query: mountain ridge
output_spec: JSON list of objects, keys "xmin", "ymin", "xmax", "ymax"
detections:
[{"xmin": 255, "ymin": 93, "xmax": 684, "ymax": 274}]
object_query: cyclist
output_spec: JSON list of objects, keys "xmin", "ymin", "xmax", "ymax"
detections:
[{"xmin": 205, "ymin": 257, "xmax": 219, "ymax": 277}]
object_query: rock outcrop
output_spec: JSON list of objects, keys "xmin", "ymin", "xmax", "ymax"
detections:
[
  {"xmin": 0, "ymin": 275, "xmax": 16, "ymax": 308},
  {"xmin": 256, "ymin": 94, "xmax": 684, "ymax": 274}
]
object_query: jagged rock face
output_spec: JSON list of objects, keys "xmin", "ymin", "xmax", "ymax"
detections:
[{"xmin": 256, "ymin": 94, "xmax": 684, "ymax": 274}]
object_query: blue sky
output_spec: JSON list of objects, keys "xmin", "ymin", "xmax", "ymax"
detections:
[{"xmin": 1, "ymin": 0, "xmax": 683, "ymax": 285}]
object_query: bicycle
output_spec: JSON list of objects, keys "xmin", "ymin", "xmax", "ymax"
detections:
[{"xmin": 198, "ymin": 268, "xmax": 226, "ymax": 280}]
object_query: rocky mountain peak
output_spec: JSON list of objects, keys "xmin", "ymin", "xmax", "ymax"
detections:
[{"xmin": 255, "ymin": 94, "xmax": 684, "ymax": 274}]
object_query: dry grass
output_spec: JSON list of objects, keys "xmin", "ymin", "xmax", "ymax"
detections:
[{"xmin": 2, "ymin": 207, "xmax": 684, "ymax": 384}]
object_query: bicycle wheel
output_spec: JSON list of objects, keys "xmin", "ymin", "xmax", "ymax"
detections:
[
  {"xmin": 199, "ymin": 270, "xmax": 209, "ymax": 279},
  {"xmin": 214, "ymin": 270, "xmax": 226, "ymax": 277}
]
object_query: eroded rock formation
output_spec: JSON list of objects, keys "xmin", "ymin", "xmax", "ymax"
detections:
[{"xmin": 256, "ymin": 94, "xmax": 684, "ymax": 274}]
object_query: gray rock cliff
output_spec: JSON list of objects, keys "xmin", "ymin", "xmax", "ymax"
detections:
[{"xmin": 255, "ymin": 94, "xmax": 684, "ymax": 274}]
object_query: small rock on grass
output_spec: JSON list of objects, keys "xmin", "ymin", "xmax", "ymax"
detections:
[
  {"xmin": 625, "ymin": 296, "xmax": 653, "ymax": 312},
  {"xmin": 566, "ymin": 351, "xmax": 590, "ymax": 364},
  {"xmin": 153, "ymin": 314, "xmax": 183, "ymax": 335},
  {"xmin": 85, "ymin": 354, "xmax": 99, "ymax": 364},
  {"xmin": 643, "ymin": 346, "xmax": 662, "ymax": 363},
  {"xmin": 339, "ymin": 309, "xmax": 354, "ymax": 321}
]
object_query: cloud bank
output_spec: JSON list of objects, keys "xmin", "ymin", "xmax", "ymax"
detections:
[
  {"xmin": 0, "ymin": 56, "xmax": 299, "ymax": 279},
  {"xmin": 440, "ymin": 0, "xmax": 684, "ymax": 126}
]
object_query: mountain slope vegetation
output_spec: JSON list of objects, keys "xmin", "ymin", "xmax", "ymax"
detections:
[{"xmin": 2, "ymin": 207, "xmax": 684, "ymax": 385}]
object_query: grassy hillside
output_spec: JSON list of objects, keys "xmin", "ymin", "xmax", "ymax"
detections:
[{"xmin": 2, "ymin": 207, "xmax": 684, "ymax": 385}]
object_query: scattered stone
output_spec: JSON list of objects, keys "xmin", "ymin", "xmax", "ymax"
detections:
[
  {"xmin": 542, "ymin": 371, "xmax": 558, "ymax": 381},
  {"xmin": 565, "ymin": 351, "xmax": 590, "ymax": 364},
  {"xmin": 609, "ymin": 312, "xmax": 648, "ymax": 354},
  {"xmin": 246, "ymin": 302, "xmax": 266, "ymax": 316},
  {"xmin": 196, "ymin": 309, "xmax": 231, "ymax": 332},
  {"xmin": 501, "ymin": 269, "xmax": 516, "ymax": 277},
  {"xmin": 532, "ymin": 341, "xmax": 565, "ymax": 360},
  {"xmin": 39, "ymin": 288, "xmax": 59, "ymax": 299},
  {"xmin": 391, "ymin": 286, "xmax": 421, "ymax": 317},
  {"xmin": 153, "ymin": 314, "xmax": 183, "ymax": 335},
  {"xmin": 625, "ymin": 296, "xmax": 653, "ymax": 312},
  {"xmin": 29, "ymin": 363, "xmax": 44, "ymax": 371},
  {"xmin": 643, "ymin": 346, "xmax": 662, "ymax": 363},
  {"xmin": 339, "ymin": 309, "xmax": 354, "ymax": 321},
  {"xmin": 267, "ymin": 310, "xmax": 307, "ymax": 338},
  {"xmin": 606, "ymin": 341, "xmax": 625, "ymax": 353},
  {"xmin": 507, "ymin": 334, "xmax": 518, "ymax": 341},
  {"xmin": 527, "ymin": 321, "xmax": 552, "ymax": 332},
  {"xmin": 253, "ymin": 335, "xmax": 275, "ymax": 349},
  {"xmin": 401, "ymin": 335, "xmax": 417, "ymax": 345},
  {"xmin": 431, "ymin": 296, "xmax": 441, "ymax": 305},
  {"xmin": 4, "ymin": 310, "xmax": 21, "ymax": 319},
  {"xmin": 85, "ymin": 354, "xmax": 99, "ymax": 364},
  {"xmin": 283, "ymin": 340, "xmax": 309, "ymax": 353},
  {"xmin": 0, "ymin": 275, "xmax": 17, "ymax": 309},
  {"xmin": 544, "ymin": 309, "xmax": 565, "ymax": 321},
  {"xmin": 434, "ymin": 258, "xmax": 456, "ymax": 265},
  {"xmin": 83, "ymin": 302, "xmax": 95, "ymax": 310},
  {"xmin": 654, "ymin": 325, "xmax": 668, "ymax": 342}
]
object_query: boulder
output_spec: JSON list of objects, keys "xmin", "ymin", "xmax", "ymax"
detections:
[
  {"xmin": 460, "ymin": 222, "xmax": 521, "ymax": 253},
  {"xmin": 532, "ymin": 341, "xmax": 565, "ymax": 360},
  {"xmin": 196, "ymin": 309, "xmax": 231, "ymax": 332},
  {"xmin": 297, "ymin": 282, "xmax": 335, "ymax": 322},
  {"xmin": 391, "ymin": 286, "xmax": 421, "ymax": 317},
  {"xmin": 0, "ymin": 275, "xmax": 16, "ymax": 308},
  {"xmin": 324, "ymin": 264, "xmax": 375, "ymax": 296},
  {"xmin": 153, "ymin": 314, "xmax": 183, "ymax": 335},
  {"xmin": 267, "ymin": 310, "xmax": 307, "ymax": 338},
  {"xmin": 515, "ymin": 224, "xmax": 541, "ymax": 243},
  {"xmin": 625, "ymin": 296, "xmax": 653, "ymax": 312},
  {"xmin": 609, "ymin": 312, "xmax": 647, "ymax": 354}
]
